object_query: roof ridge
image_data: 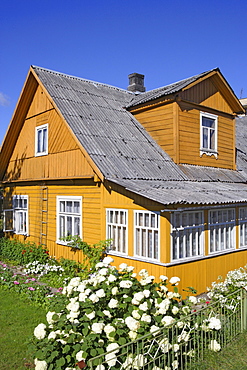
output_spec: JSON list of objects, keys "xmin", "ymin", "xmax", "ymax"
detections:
[{"xmin": 31, "ymin": 65, "xmax": 134, "ymax": 95}]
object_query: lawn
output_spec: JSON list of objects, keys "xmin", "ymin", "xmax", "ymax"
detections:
[{"xmin": 0, "ymin": 288, "xmax": 46, "ymax": 370}]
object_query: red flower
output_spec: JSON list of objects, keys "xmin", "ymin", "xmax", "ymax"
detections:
[
  {"xmin": 76, "ymin": 361, "xmax": 86, "ymax": 369},
  {"xmin": 22, "ymin": 250, "xmax": 26, "ymax": 254},
  {"xmin": 45, "ymin": 251, "xmax": 49, "ymax": 255}
]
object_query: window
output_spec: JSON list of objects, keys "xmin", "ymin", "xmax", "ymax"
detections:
[
  {"xmin": 200, "ymin": 112, "xmax": 218, "ymax": 157},
  {"xmin": 35, "ymin": 124, "xmax": 48, "ymax": 156},
  {"xmin": 106, "ymin": 209, "xmax": 127, "ymax": 254},
  {"xmin": 239, "ymin": 207, "xmax": 247, "ymax": 248},
  {"xmin": 134, "ymin": 211, "xmax": 159, "ymax": 260},
  {"xmin": 4, "ymin": 195, "xmax": 29, "ymax": 235},
  {"xmin": 171, "ymin": 211, "xmax": 204, "ymax": 261},
  {"xmin": 57, "ymin": 196, "xmax": 82, "ymax": 243},
  {"xmin": 209, "ymin": 208, "xmax": 235, "ymax": 253}
]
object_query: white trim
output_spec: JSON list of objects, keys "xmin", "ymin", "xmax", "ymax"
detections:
[
  {"xmin": 35, "ymin": 123, "xmax": 48, "ymax": 156},
  {"xmin": 208, "ymin": 208, "xmax": 235, "ymax": 254},
  {"xmin": 170, "ymin": 210, "xmax": 204, "ymax": 261},
  {"xmin": 56, "ymin": 196, "xmax": 82, "ymax": 245},
  {"xmin": 200, "ymin": 111, "xmax": 218, "ymax": 158},
  {"xmin": 106, "ymin": 208, "xmax": 128, "ymax": 255},
  {"xmin": 12, "ymin": 195, "xmax": 29, "ymax": 235},
  {"xmin": 239, "ymin": 206, "xmax": 247, "ymax": 248},
  {"xmin": 134, "ymin": 210, "xmax": 160, "ymax": 261}
]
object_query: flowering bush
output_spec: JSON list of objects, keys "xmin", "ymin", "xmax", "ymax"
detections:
[{"xmin": 32, "ymin": 258, "xmax": 222, "ymax": 370}]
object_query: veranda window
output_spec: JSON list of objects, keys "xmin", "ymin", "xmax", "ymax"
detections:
[
  {"xmin": 239, "ymin": 207, "xmax": 247, "ymax": 247},
  {"xmin": 57, "ymin": 196, "xmax": 82, "ymax": 243},
  {"xmin": 106, "ymin": 209, "xmax": 127, "ymax": 254},
  {"xmin": 134, "ymin": 211, "xmax": 159, "ymax": 260},
  {"xmin": 209, "ymin": 208, "xmax": 235, "ymax": 253},
  {"xmin": 4, "ymin": 195, "xmax": 29, "ymax": 235},
  {"xmin": 171, "ymin": 211, "xmax": 204, "ymax": 261}
]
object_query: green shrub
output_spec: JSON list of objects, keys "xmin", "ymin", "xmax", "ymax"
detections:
[{"xmin": 0, "ymin": 237, "xmax": 50, "ymax": 265}]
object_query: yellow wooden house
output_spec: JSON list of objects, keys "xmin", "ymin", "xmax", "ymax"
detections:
[{"xmin": 1, "ymin": 65, "xmax": 247, "ymax": 295}]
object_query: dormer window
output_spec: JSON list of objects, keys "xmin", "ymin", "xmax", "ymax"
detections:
[
  {"xmin": 35, "ymin": 124, "xmax": 48, "ymax": 156},
  {"xmin": 200, "ymin": 112, "xmax": 218, "ymax": 158}
]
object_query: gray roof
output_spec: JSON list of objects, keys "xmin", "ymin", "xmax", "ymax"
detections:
[{"xmin": 32, "ymin": 66, "xmax": 247, "ymax": 207}]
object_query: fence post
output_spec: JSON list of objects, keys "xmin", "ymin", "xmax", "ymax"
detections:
[{"xmin": 241, "ymin": 288, "xmax": 247, "ymax": 332}]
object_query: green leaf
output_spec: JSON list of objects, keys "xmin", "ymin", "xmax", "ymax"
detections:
[
  {"xmin": 119, "ymin": 337, "xmax": 126, "ymax": 345},
  {"xmin": 174, "ymin": 286, "xmax": 178, "ymax": 293},
  {"xmin": 66, "ymin": 355, "xmax": 71, "ymax": 362},
  {"xmin": 90, "ymin": 348, "xmax": 97, "ymax": 357},
  {"xmin": 63, "ymin": 344, "xmax": 71, "ymax": 354},
  {"xmin": 35, "ymin": 350, "xmax": 45, "ymax": 360},
  {"xmin": 56, "ymin": 357, "xmax": 66, "ymax": 367}
]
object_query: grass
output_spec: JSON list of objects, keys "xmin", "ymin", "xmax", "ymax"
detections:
[{"xmin": 0, "ymin": 287, "xmax": 46, "ymax": 370}]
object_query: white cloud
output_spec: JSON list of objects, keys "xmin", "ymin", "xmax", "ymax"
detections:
[{"xmin": 0, "ymin": 92, "xmax": 10, "ymax": 106}]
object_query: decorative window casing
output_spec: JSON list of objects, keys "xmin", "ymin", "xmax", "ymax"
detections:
[
  {"xmin": 134, "ymin": 211, "xmax": 159, "ymax": 260},
  {"xmin": 35, "ymin": 124, "xmax": 48, "ymax": 156},
  {"xmin": 209, "ymin": 208, "xmax": 235, "ymax": 253},
  {"xmin": 106, "ymin": 209, "xmax": 127, "ymax": 254},
  {"xmin": 56, "ymin": 196, "xmax": 82, "ymax": 244},
  {"xmin": 3, "ymin": 195, "xmax": 29, "ymax": 235},
  {"xmin": 171, "ymin": 211, "xmax": 204, "ymax": 261},
  {"xmin": 200, "ymin": 112, "xmax": 218, "ymax": 158},
  {"xmin": 239, "ymin": 207, "xmax": 247, "ymax": 248}
]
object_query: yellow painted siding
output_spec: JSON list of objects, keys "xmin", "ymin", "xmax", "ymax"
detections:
[
  {"xmin": 178, "ymin": 105, "xmax": 235, "ymax": 168},
  {"xmin": 132, "ymin": 104, "xmax": 175, "ymax": 160},
  {"xmin": 4, "ymin": 89, "xmax": 95, "ymax": 182}
]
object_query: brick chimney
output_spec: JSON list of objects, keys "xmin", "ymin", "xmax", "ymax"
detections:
[{"xmin": 127, "ymin": 73, "xmax": 146, "ymax": 93}]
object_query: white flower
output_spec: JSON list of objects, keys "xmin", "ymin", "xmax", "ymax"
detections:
[
  {"xmin": 133, "ymin": 354, "xmax": 146, "ymax": 369},
  {"xmin": 208, "ymin": 339, "xmax": 221, "ymax": 352},
  {"xmin": 119, "ymin": 280, "xmax": 133, "ymax": 288},
  {"xmin": 119, "ymin": 263, "xmax": 128, "ymax": 271},
  {"xmin": 161, "ymin": 316, "xmax": 176, "ymax": 326},
  {"xmin": 76, "ymin": 350, "xmax": 86, "ymax": 362},
  {"xmin": 140, "ymin": 276, "xmax": 155, "ymax": 285},
  {"xmin": 125, "ymin": 316, "xmax": 140, "ymax": 331},
  {"xmin": 91, "ymin": 322, "xmax": 104, "ymax": 334},
  {"xmin": 102, "ymin": 256, "xmax": 114, "ymax": 265},
  {"xmin": 34, "ymin": 359, "xmax": 48, "ymax": 370},
  {"xmin": 46, "ymin": 311, "xmax": 56, "ymax": 325},
  {"xmin": 132, "ymin": 292, "xmax": 145, "ymax": 305},
  {"xmin": 48, "ymin": 331, "xmax": 56, "ymax": 340},
  {"xmin": 98, "ymin": 268, "xmax": 108, "ymax": 276},
  {"xmin": 95, "ymin": 365, "xmax": 105, "ymax": 370},
  {"xmin": 85, "ymin": 311, "xmax": 95, "ymax": 320},
  {"xmin": 66, "ymin": 300, "xmax": 80, "ymax": 312},
  {"xmin": 95, "ymin": 289, "xmax": 106, "ymax": 298},
  {"xmin": 141, "ymin": 313, "xmax": 151, "ymax": 323},
  {"xmin": 188, "ymin": 296, "xmax": 197, "ymax": 304},
  {"xmin": 89, "ymin": 293, "xmax": 100, "ymax": 303},
  {"xmin": 34, "ymin": 323, "xmax": 46, "ymax": 339},
  {"xmin": 160, "ymin": 275, "xmax": 168, "ymax": 281},
  {"xmin": 103, "ymin": 310, "xmax": 112, "ymax": 318},
  {"xmin": 159, "ymin": 338, "xmax": 171, "ymax": 353},
  {"xmin": 172, "ymin": 360, "xmax": 179, "ymax": 369},
  {"xmin": 108, "ymin": 298, "xmax": 118, "ymax": 308},
  {"xmin": 129, "ymin": 330, "xmax": 138, "ymax": 340},
  {"xmin": 106, "ymin": 342, "xmax": 120, "ymax": 353},
  {"xmin": 126, "ymin": 266, "xmax": 135, "ymax": 272},
  {"xmin": 208, "ymin": 317, "xmax": 221, "ymax": 330},
  {"xmin": 108, "ymin": 274, "xmax": 117, "ymax": 283},
  {"xmin": 95, "ymin": 262, "xmax": 104, "ymax": 269},
  {"xmin": 112, "ymin": 286, "xmax": 119, "ymax": 295},
  {"xmin": 169, "ymin": 276, "xmax": 180, "ymax": 285},
  {"xmin": 132, "ymin": 310, "xmax": 141, "ymax": 319},
  {"xmin": 182, "ymin": 306, "xmax": 190, "ymax": 315},
  {"xmin": 143, "ymin": 289, "xmax": 151, "ymax": 298},
  {"xmin": 139, "ymin": 269, "xmax": 149, "ymax": 278},
  {"xmin": 139, "ymin": 301, "xmax": 149, "ymax": 311},
  {"xmin": 160, "ymin": 285, "xmax": 168, "ymax": 292},
  {"xmin": 172, "ymin": 306, "xmax": 179, "ymax": 315},
  {"xmin": 172, "ymin": 344, "xmax": 180, "ymax": 352},
  {"xmin": 69, "ymin": 277, "xmax": 81, "ymax": 287},
  {"xmin": 104, "ymin": 324, "xmax": 116, "ymax": 335},
  {"xmin": 79, "ymin": 292, "xmax": 87, "ymax": 302},
  {"xmin": 150, "ymin": 325, "xmax": 160, "ymax": 335}
]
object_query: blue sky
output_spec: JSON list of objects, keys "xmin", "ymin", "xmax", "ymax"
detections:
[{"xmin": 1, "ymin": 0, "xmax": 247, "ymax": 145}]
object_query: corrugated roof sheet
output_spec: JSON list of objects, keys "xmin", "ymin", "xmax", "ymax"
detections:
[{"xmin": 32, "ymin": 66, "xmax": 247, "ymax": 207}]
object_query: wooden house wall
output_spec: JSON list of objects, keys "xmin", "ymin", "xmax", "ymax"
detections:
[
  {"xmin": 4, "ymin": 86, "xmax": 95, "ymax": 182},
  {"xmin": 178, "ymin": 103, "xmax": 235, "ymax": 169}
]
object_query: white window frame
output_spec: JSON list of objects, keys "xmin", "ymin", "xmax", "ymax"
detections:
[
  {"xmin": 35, "ymin": 123, "xmax": 48, "ymax": 156},
  {"xmin": 239, "ymin": 207, "xmax": 247, "ymax": 248},
  {"xmin": 208, "ymin": 208, "xmax": 235, "ymax": 254},
  {"xmin": 12, "ymin": 195, "xmax": 29, "ymax": 235},
  {"xmin": 134, "ymin": 210, "xmax": 160, "ymax": 261},
  {"xmin": 106, "ymin": 209, "xmax": 128, "ymax": 255},
  {"xmin": 200, "ymin": 111, "xmax": 218, "ymax": 158},
  {"xmin": 171, "ymin": 211, "xmax": 204, "ymax": 261},
  {"xmin": 56, "ymin": 196, "xmax": 82, "ymax": 245}
]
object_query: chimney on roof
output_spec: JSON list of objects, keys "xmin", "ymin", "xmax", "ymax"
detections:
[{"xmin": 127, "ymin": 73, "xmax": 146, "ymax": 93}]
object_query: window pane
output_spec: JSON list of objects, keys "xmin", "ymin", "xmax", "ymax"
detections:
[
  {"xmin": 74, "ymin": 201, "xmax": 80, "ymax": 213},
  {"xmin": 145, "ymin": 213, "xmax": 149, "ymax": 227},
  {"xmin": 66, "ymin": 201, "xmax": 72, "ymax": 213},
  {"xmin": 203, "ymin": 127, "xmax": 208, "ymax": 148},
  {"xmin": 67, "ymin": 216, "xmax": 72, "ymax": 236},
  {"xmin": 60, "ymin": 201, "xmax": 65, "ymax": 213},
  {"xmin": 59, "ymin": 216, "xmax": 65, "ymax": 238},
  {"xmin": 74, "ymin": 217, "xmax": 80, "ymax": 236},
  {"xmin": 37, "ymin": 130, "xmax": 42, "ymax": 152},
  {"xmin": 42, "ymin": 128, "xmax": 47, "ymax": 152}
]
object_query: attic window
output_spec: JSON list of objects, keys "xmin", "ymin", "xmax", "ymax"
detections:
[
  {"xmin": 200, "ymin": 112, "xmax": 218, "ymax": 158},
  {"xmin": 35, "ymin": 124, "xmax": 48, "ymax": 156}
]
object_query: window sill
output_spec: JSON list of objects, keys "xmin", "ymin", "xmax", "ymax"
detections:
[{"xmin": 200, "ymin": 149, "xmax": 218, "ymax": 158}]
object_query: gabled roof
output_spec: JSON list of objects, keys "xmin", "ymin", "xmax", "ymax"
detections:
[{"xmin": 1, "ymin": 66, "xmax": 247, "ymax": 207}]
